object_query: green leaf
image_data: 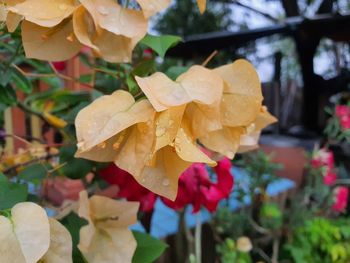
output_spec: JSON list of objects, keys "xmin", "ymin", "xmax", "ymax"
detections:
[
  {"xmin": 132, "ymin": 231, "xmax": 167, "ymax": 263},
  {"xmin": 0, "ymin": 181, "xmax": 28, "ymax": 210},
  {"xmin": 60, "ymin": 212, "xmax": 88, "ymax": 263},
  {"xmin": 0, "ymin": 85, "xmax": 17, "ymax": 106},
  {"xmin": 18, "ymin": 163, "xmax": 49, "ymax": 185},
  {"xmin": 11, "ymin": 69, "xmax": 33, "ymax": 93},
  {"xmin": 59, "ymin": 145, "xmax": 93, "ymax": 179},
  {"xmin": 0, "ymin": 173, "xmax": 8, "ymax": 182},
  {"xmin": 165, "ymin": 66, "xmax": 189, "ymax": 80},
  {"xmin": 141, "ymin": 34, "xmax": 182, "ymax": 58}
]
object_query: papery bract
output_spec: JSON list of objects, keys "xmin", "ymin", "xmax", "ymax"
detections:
[
  {"xmin": 0, "ymin": 202, "xmax": 50, "ymax": 263},
  {"xmin": 99, "ymin": 164, "xmax": 157, "ymax": 212},
  {"xmin": 78, "ymin": 191, "xmax": 139, "ymax": 263},
  {"xmin": 40, "ymin": 218, "xmax": 73, "ymax": 263}
]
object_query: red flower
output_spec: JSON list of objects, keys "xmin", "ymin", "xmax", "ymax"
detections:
[
  {"xmin": 340, "ymin": 115, "xmax": 350, "ymax": 129},
  {"xmin": 52, "ymin": 61, "xmax": 67, "ymax": 71},
  {"xmin": 332, "ymin": 186, "xmax": 349, "ymax": 213},
  {"xmin": 99, "ymin": 164, "xmax": 157, "ymax": 212},
  {"xmin": 311, "ymin": 148, "xmax": 337, "ymax": 185},
  {"xmin": 335, "ymin": 105, "xmax": 350, "ymax": 117},
  {"xmin": 162, "ymin": 158, "xmax": 234, "ymax": 213},
  {"xmin": 335, "ymin": 105, "xmax": 350, "ymax": 130},
  {"xmin": 323, "ymin": 170, "xmax": 337, "ymax": 185}
]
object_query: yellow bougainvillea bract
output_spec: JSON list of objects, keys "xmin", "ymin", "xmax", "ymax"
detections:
[
  {"xmin": 1, "ymin": 0, "xmax": 171, "ymax": 62},
  {"xmin": 78, "ymin": 191, "xmax": 139, "ymax": 263},
  {"xmin": 0, "ymin": 202, "xmax": 72, "ymax": 263},
  {"xmin": 75, "ymin": 59, "xmax": 277, "ymax": 200}
]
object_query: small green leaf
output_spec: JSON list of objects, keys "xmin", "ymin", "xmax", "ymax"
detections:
[
  {"xmin": 11, "ymin": 69, "xmax": 33, "ymax": 93},
  {"xmin": 18, "ymin": 163, "xmax": 49, "ymax": 185},
  {"xmin": 132, "ymin": 231, "xmax": 168, "ymax": 263},
  {"xmin": 0, "ymin": 173, "xmax": 8, "ymax": 182},
  {"xmin": 0, "ymin": 85, "xmax": 17, "ymax": 106},
  {"xmin": 0, "ymin": 181, "xmax": 28, "ymax": 210},
  {"xmin": 59, "ymin": 145, "xmax": 93, "ymax": 179},
  {"xmin": 165, "ymin": 66, "xmax": 189, "ymax": 80},
  {"xmin": 141, "ymin": 34, "xmax": 182, "ymax": 58},
  {"xmin": 61, "ymin": 212, "xmax": 88, "ymax": 263}
]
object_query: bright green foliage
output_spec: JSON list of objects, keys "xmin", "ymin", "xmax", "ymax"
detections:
[
  {"xmin": 132, "ymin": 231, "xmax": 168, "ymax": 263},
  {"xmin": 0, "ymin": 174, "xmax": 28, "ymax": 210},
  {"xmin": 141, "ymin": 34, "xmax": 182, "ymax": 58},
  {"xmin": 285, "ymin": 218, "xmax": 350, "ymax": 263},
  {"xmin": 216, "ymin": 238, "xmax": 252, "ymax": 263}
]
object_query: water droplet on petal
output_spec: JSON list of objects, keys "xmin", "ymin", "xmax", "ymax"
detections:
[
  {"xmin": 98, "ymin": 141, "xmax": 106, "ymax": 149},
  {"xmin": 97, "ymin": 6, "xmax": 109, "ymax": 15},
  {"xmin": 162, "ymin": 178, "xmax": 170, "ymax": 186},
  {"xmin": 58, "ymin": 3, "xmax": 68, "ymax": 11},
  {"xmin": 156, "ymin": 127, "xmax": 166, "ymax": 137}
]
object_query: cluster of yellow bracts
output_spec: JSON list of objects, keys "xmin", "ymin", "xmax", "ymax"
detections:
[
  {"xmin": 0, "ymin": 0, "xmax": 173, "ymax": 62},
  {"xmin": 75, "ymin": 59, "xmax": 277, "ymax": 200},
  {"xmin": 0, "ymin": 192, "xmax": 139, "ymax": 263}
]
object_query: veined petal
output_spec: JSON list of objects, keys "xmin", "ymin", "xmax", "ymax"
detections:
[
  {"xmin": 135, "ymin": 65, "xmax": 223, "ymax": 112},
  {"xmin": 75, "ymin": 90, "xmax": 154, "ymax": 151},
  {"xmin": 174, "ymin": 121, "xmax": 216, "ymax": 166},
  {"xmin": 114, "ymin": 120, "xmax": 156, "ymax": 178},
  {"xmin": 220, "ymin": 93, "xmax": 261, "ymax": 127},
  {"xmin": 154, "ymin": 105, "xmax": 186, "ymax": 152},
  {"xmin": 80, "ymin": 0, "xmax": 148, "ymax": 38},
  {"xmin": 40, "ymin": 218, "xmax": 73, "ymax": 263},
  {"xmin": 89, "ymin": 195, "xmax": 139, "ymax": 229},
  {"xmin": 11, "ymin": 202, "xmax": 50, "ymax": 263},
  {"xmin": 136, "ymin": 0, "xmax": 172, "ymax": 18},
  {"xmin": 140, "ymin": 146, "xmax": 192, "ymax": 200},
  {"xmin": 21, "ymin": 19, "xmax": 82, "ymax": 61},
  {"xmin": 79, "ymin": 228, "xmax": 136, "ymax": 263},
  {"xmin": 6, "ymin": 0, "xmax": 77, "ymax": 27},
  {"xmin": 6, "ymin": 11, "xmax": 22, "ymax": 32},
  {"xmin": 200, "ymin": 126, "xmax": 245, "ymax": 159},
  {"xmin": 0, "ymin": 216, "xmax": 26, "ymax": 263}
]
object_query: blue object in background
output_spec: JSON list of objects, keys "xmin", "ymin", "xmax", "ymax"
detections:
[{"xmin": 131, "ymin": 167, "xmax": 295, "ymax": 238}]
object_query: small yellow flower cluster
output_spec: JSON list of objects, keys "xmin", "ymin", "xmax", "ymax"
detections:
[
  {"xmin": 0, "ymin": 0, "xmax": 171, "ymax": 62},
  {"xmin": 75, "ymin": 59, "xmax": 277, "ymax": 200}
]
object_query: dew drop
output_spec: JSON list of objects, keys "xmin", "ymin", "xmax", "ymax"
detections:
[
  {"xmin": 58, "ymin": 3, "xmax": 68, "ymax": 11},
  {"xmin": 97, "ymin": 6, "xmax": 109, "ymax": 15},
  {"xmin": 162, "ymin": 178, "xmax": 170, "ymax": 186},
  {"xmin": 98, "ymin": 141, "xmax": 106, "ymax": 149},
  {"xmin": 156, "ymin": 127, "xmax": 166, "ymax": 137}
]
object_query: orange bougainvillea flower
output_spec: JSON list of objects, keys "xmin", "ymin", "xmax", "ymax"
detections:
[
  {"xmin": 77, "ymin": 191, "xmax": 139, "ymax": 263},
  {"xmin": 0, "ymin": 202, "xmax": 72, "ymax": 263},
  {"xmin": 4, "ymin": 0, "xmax": 170, "ymax": 62},
  {"xmin": 196, "ymin": 0, "xmax": 207, "ymax": 13},
  {"xmin": 75, "ymin": 89, "xmax": 216, "ymax": 200},
  {"xmin": 199, "ymin": 59, "xmax": 277, "ymax": 158}
]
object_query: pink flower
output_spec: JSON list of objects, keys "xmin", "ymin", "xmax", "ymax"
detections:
[
  {"xmin": 340, "ymin": 115, "xmax": 350, "ymax": 129},
  {"xmin": 335, "ymin": 105, "xmax": 350, "ymax": 118},
  {"xmin": 162, "ymin": 158, "xmax": 234, "ymax": 213},
  {"xmin": 332, "ymin": 187, "xmax": 349, "ymax": 213},
  {"xmin": 52, "ymin": 61, "xmax": 67, "ymax": 71},
  {"xmin": 311, "ymin": 148, "xmax": 337, "ymax": 185},
  {"xmin": 99, "ymin": 164, "xmax": 157, "ymax": 213},
  {"xmin": 323, "ymin": 170, "xmax": 337, "ymax": 185},
  {"xmin": 311, "ymin": 148, "xmax": 334, "ymax": 169}
]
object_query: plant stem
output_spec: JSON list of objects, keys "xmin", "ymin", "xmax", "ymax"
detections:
[{"xmin": 195, "ymin": 211, "xmax": 202, "ymax": 263}]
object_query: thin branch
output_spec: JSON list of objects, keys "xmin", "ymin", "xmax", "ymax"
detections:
[
  {"xmin": 12, "ymin": 64, "xmax": 94, "ymax": 89},
  {"xmin": 202, "ymin": 50, "xmax": 218, "ymax": 67},
  {"xmin": 218, "ymin": 0, "xmax": 279, "ymax": 22}
]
